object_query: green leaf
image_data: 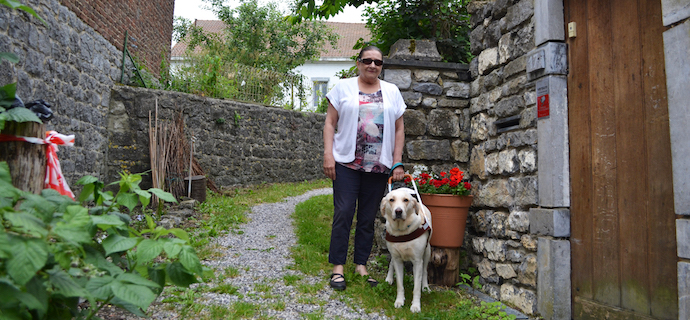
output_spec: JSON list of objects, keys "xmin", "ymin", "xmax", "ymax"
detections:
[
  {"xmin": 63, "ymin": 205, "xmax": 90, "ymax": 227},
  {"xmin": 0, "ymin": 230, "xmax": 10, "ymax": 258},
  {"xmin": 116, "ymin": 272, "xmax": 161, "ymax": 289},
  {"xmin": 166, "ymin": 261, "xmax": 197, "ymax": 287},
  {"xmin": 109, "ymin": 296, "xmax": 146, "ymax": 317},
  {"xmin": 178, "ymin": 245, "xmax": 203, "ymax": 275},
  {"xmin": 0, "ymin": 161, "xmax": 12, "ymax": 183},
  {"xmin": 147, "ymin": 267, "xmax": 166, "ymax": 294},
  {"xmin": 91, "ymin": 214, "xmax": 125, "ymax": 230},
  {"xmin": 46, "ymin": 266, "xmax": 89, "ymax": 298},
  {"xmin": 5, "ymin": 212, "xmax": 48, "ymax": 237},
  {"xmin": 84, "ymin": 246, "xmax": 123, "ymax": 276},
  {"xmin": 78, "ymin": 183, "xmax": 95, "ymax": 203},
  {"xmin": 145, "ymin": 214, "xmax": 156, "ymax": 230},
  {"xmin": 7, "ymin": 237, "xmax": 48, "ymax": 285},
  {"xmin": 168, "ymin": 228, "xmax": 189, "ymax": 242},
  {"xmin": 134, "ymin": 189, "xmax": 151, "ymax": 208},
  {"xmin": 135, "ymin": 239, "xmax": 163, "ymax": 264},
  {"xmin": 19, "ymin": 192, "xmax": 56, "ymax": 219},
  {"xmin": 110, "ymin": 280, "xmax": 156, "ymax": 310},
  {"xmin": 0, "ymin": 52, "xmax": 19, "ymax": 63},
  {"xmin": 85, "ymin": 275, "xmax": 114, "ymax": 300},
  {"xmin": 148, "ymin": 188, "xmax": 178, "ymax": 203},
  {"xmin": 4, "ymin": 107, "xmax": 42, "ymax": 123},
  {"xmin": 76, "ymin": 175, "xmax": 99, "ymax": 185},
  {"xmin": 53, "ymin": 225, "xmax": 92, "ymax": 244},
  {"xmin": 24, "ymin": 276, "xmax": 48, "ymax": 317},
  {"xmin": 102, "ymin": 234, "xmax": 139, "ymax": 256},
  {"xmin": 116, "ymin": 192, "xmax": 139, "ymax": 212},
  {"xmin": 162, "ymin": 239, "xmax": 182, "ymax": 258},
  {"xmin": 0, "ymin": 82, "xmax": 17, "ymax": 104}
]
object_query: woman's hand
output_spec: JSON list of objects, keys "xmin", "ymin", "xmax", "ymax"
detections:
[
  {"xmin": 323, "ymin": 153, "xmax": 336, "ymax": 181},
  {"xmin": 391, "ymin": 166, "xmax": 404, "ymax": 181}
]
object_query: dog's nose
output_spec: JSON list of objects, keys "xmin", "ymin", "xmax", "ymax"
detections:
[{"xmin": 395, "ymin": 208, "xmax": 403, "ymax": 219}]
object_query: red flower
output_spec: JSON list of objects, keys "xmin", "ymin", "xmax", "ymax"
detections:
[
  {"xmin": 464, "ymin": 182, "xmax": 472, "ymax": 190},
  {"xmin": 421, "ymin": 173, "xmax": 431, "ymax": 180},
  {"xmin": 440, "ymin": 171, "xmax": 447, "ymax": 177},
  {"xmin": 449, "ymin": 180, "xmax": 459, "ymax": 188}
]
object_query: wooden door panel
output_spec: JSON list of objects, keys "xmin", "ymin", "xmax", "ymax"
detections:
[{"xmin": 566, "ymin": 0, "xmax": 677, "ymax": 318}]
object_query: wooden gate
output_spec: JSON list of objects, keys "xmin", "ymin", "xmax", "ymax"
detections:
[{"xmin": 565, "ymin": 0, "xmax": 678, "ymax": 319}]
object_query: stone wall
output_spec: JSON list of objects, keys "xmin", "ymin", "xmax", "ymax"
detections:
[
  {"xmin": 0, "ymin": 0, "xmax": 138, "ymax": 185},
  {"xmin": 108, "ymin": 86, "xmax": 326, "ymax": 188},
  {"xmin": 466, "ymin": 0, "xmax": 539, "ymax": 315}
]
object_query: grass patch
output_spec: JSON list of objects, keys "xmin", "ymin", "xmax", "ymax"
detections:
[{"xmin": 291, "ymin": 194, "xmax": 517, "ymax": 320}]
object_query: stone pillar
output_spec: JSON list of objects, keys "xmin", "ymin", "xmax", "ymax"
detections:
[
  {"xmin": 537, "ymin": 238, "xmax": 571, "ymax": 320},
  {"xmin": 662, "ymin": 2, "xmax": 690, "ymax": 317},
  {"xmin": 528, "ymin": 1, "xmax": 571, "ymax": 319}
]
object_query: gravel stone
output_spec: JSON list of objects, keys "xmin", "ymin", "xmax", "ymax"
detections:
[{"xmin": 142, "ymin": 188, "xmax": 390, "ymax": 320}]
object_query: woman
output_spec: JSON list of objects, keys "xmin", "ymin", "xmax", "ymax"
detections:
[{"xmin": 323, "ymin": 46, "xmax": 406, "ymax": 290}]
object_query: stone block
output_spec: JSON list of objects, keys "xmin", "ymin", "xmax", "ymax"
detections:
[
  {"xmin": 680, "ymin": 262, "xmax": 690, "ymax": 320},
  {"xmin": 678, "ymin": 219, "xmax": 690, "ymax": 259},
  {"xmin": 403, "ymin": 109, "xmax": 426, "ymax": 136},
  {"xmin": 428, "ymin": 109, "xmax": 460, "ymax": 137},
  {"xmin": 470, "ymin": 147, "xmax": 488, "ymax": 179},
  {"xmin": 518, "ymin": 148, "xmax": 537, "ymax": 173},
  {"xmin": 451, "ymin": 140, "xmax": 470, "ymax": 162},
  {"xmin": 537, "ymin": 238, "xmax": 571, "ymax": 320},
  {"xmin": 496, "ymin": 263, "xmax": 517, "ymax": 279},
  {"xmin": 518, "ymin": 254, "xmax": 537, "ymax": 286},
  {"xmin": 495, "ymin": 95, "xmax": 524, "ymax": 118},
  {"xmin": 402, "ymin": 91, "xmax": 422, "ymax": 107},
  {"xmin": 421, "ymin": 97, "xmax": 438, "ymax": 108},
  {"xmin": 662, "ymin": 0, "xmax": 690, "ymax": 26},
  {"xmin": 438, "ymin": 98, "xmax": 469, "ymax": 108},
  {"xmin": 414, "ymin": 69, "xmax": 439, "ymax": 82},
  {"xmin": 503, "ymin": 0, "xmax": 534, "ymax": 32},
  {"xmin": 384, "ymin": 69, "xmax": 412, "ymax": 90},
  {"xmin": 478, "ymin": 47, "xmax": 499, "ymax": 75},
  {"xmin": 526, "ymin": 42, "xmax": 567, "ymax": 81},
  {"xmin": 534, "ymin": 0, "xmax": 565, "ymax": 45},
  {"xmin": 471, "ymin": 112, "xmax": 493, "ymax": 143},
  {"xmin": 504, "ymin": 55, "xmax": 527, "ymax": 79},
  {"xmin": 663, "ymin": 20, "xmax": 690, "ymax": 215},
  {"xmin": 388, "ymin": 39, "xmax": 442, "ymax": 61},
  {"xmin": 508, "ymin": 210, "xmax": 529, "ymax": 233},
  {"xmin": 536, "ymin": 75, "xmax": 570, "ymax": 208},
  {"xmin": 445, "ymin": 81, "xmax": 471, "ymax": 98},
  {"xmin": 498, "ymin": 149, "xmax": 519, "ymax": 175},
  {"xmin": 413, "ymin": 82, "xmax": 443, "ymax": 95},
  {"xmin": 500, "ymin": 283, "xmax": 537, "ymax": 315},
  {"xmin": 529, "ymin": 208, "xmax": 570, "ymax": 237},
  {"xmin": 405, "ymin": 139, "xmax": 451, "ymax": 160}
]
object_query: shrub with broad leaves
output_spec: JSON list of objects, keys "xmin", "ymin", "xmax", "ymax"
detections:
[{"xmin": 0, "ymin": 162, "xmax": 204, "ymax": 319}]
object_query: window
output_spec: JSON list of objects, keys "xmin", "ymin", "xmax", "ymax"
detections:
[{"xmin": 313, "ymin": 79, "xmax": 329, "ymax": 108}]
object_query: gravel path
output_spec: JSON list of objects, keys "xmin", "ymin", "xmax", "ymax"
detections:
[{"xmin": 147, "ymin": 188, "xmax": 390, "ymax": 319}]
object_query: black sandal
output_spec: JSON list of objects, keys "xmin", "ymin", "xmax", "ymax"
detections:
[
  {"xmin": 365, "ymin": 276, "xmax": 378, "ymax": 287},
  {"xmin": 329, "ymin": 273, "xmax": 346, "ymax": 291}
]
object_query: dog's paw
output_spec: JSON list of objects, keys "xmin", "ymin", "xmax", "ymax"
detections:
[
  {"xmin": 422, "ymin": 285, "xmax": 431, "ymax": 292},
  {"xmin": 410, "ymin": 303, "xmax": 421, "ymax": 313},
  {"xmin": 385, "ymin": 276, "xmax": 394, "ymax": 285},
  {"xmin": 394, "ymin": 299, "xmax": 404, "ymax": 308}
]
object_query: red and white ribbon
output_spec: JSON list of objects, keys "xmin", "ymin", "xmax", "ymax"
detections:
[{"xmin": 0, "ymin": 130, "xmax": 75, "ymax": 199}]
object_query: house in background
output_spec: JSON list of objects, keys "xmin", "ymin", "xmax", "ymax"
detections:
[{"xmin": 170, "ymin": 20, "xmax": 370, "ymax": 110}]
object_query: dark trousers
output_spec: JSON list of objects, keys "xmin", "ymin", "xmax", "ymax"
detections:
[{"xmin": 329, "ymin": 163, "xmax": 388, "ymax": 266}]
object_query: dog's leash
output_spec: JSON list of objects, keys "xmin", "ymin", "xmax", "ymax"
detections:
[{"xmin": 387, "ymin": 173, "xmax": 423, "ymax": 206}]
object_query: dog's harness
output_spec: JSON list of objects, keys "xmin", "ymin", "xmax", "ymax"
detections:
[{"xmin": 385, "ymin": 219, "xmax": 431, "ymax": 243}]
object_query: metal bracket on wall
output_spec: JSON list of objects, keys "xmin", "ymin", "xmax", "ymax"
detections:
[{"xmin": 120, "ymin": 31, "xmax": 147, "ymax": 88}]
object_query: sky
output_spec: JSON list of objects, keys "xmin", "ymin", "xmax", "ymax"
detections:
[{"xmin": 173, "ymin": 0, "xmax": 367, "ymax": 23}]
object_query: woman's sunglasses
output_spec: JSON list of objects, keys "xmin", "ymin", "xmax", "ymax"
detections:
[{"xmin": 358, "ymin": 58, "xmax": 384, "ymax": 66}]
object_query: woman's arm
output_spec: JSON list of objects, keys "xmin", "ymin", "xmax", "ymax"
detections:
[
  {"xmin": 323, "ymin": 101, "xmax": 338, "ymax": 181},
  {"xmin": 392, "ymin": 115, "xmax": 405, "ymax": 181}
]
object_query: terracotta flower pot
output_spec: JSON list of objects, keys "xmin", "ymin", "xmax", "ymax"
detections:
[{"xmin": 420, "ymin": 194, "xmax": 473, "ymax": 248}]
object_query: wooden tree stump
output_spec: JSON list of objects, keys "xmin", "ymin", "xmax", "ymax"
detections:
[
  {"xmin": 0, "ymin": 121, "xmax": 46, "ymax": 193},
  {"xmin": 428, "ymin": 246, "xmax": 461, "ymax": 287}
]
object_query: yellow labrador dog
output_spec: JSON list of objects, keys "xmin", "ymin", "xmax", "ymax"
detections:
[{"xmin": 380, "ymin": 187, "xmax": 432, "ymax": 313}]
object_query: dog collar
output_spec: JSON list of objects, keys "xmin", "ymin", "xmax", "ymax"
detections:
[{"xmin": 385, "ymin": 220, "xmax": 431, "ymax": 243}]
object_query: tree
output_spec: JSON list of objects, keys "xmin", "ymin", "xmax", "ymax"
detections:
[
  {"xmin": 290, "ymin": 0, "xmax": 472, "ymax": 63},
  {"xmin": 165, "ymin": 0, "xmax": 338, "ymax": 108}
]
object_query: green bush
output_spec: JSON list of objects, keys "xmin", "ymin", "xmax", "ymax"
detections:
[{"xmin": 0, "ymin": 163, "xmax": 204, "ymax": 319}]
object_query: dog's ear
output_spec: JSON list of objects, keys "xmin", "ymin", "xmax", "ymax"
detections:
[{"xmin": 380, "ymin": 194, "xmax": 389, "ymax": 215}]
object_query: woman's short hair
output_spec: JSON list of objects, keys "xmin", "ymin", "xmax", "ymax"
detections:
[{"xmin": 357, "ymin": 46, "xmax": 383, "ymax": 60}]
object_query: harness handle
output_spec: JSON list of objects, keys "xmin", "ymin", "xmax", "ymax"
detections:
[{"xmin": 387, "ymin": 173, "xmax": 423, "ymax": 206}]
